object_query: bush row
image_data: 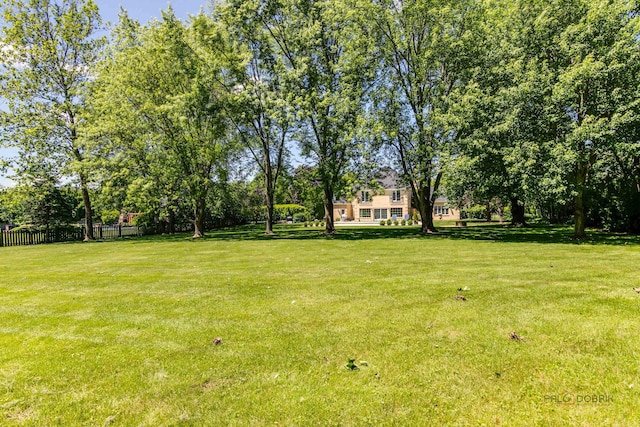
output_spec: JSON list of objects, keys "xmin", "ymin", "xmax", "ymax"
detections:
[{"xmin": 380, "ymin": 219, "xmax": 418, "ymax": 226}]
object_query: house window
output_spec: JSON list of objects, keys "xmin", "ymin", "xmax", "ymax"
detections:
[
  {"xmin": 374, "ymin": 209, "xmax": 388, "ymax": 220},
  {"xmin": 360, "ymin": 191, "xmax": 371, "ymax": 202},
  {"xmin": 391, "ymin": 190, "xmax": 401, "ymax": 202},
  {"xmin": 390, "ymin": 208, "xmax": 403, "ymax": 218},
  {"xmin": 359, "ymin": 208, "xmax": 371, "ymax": 219},
  {"xmin": 434, "ymin": 206, "xmax": 450, "ymax": 215}
]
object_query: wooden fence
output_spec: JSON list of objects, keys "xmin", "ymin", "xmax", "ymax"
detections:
[{"xmin": 0, "ymin": 225, "xmax": 142, "ymax": 248}]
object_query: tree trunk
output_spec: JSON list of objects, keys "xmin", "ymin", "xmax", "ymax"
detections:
[
  {"xmin": 417, "ymin": 186, "xmax": 436, "ymax": 234},
  {"xmin": 193, "ymin": 196, "xmax": 206, "ymax": 238},
  {"xmin": 80, "ymin": 173, "xmax": 94, "ymax": 241},
  {"xmin": 510, "ymin": 197, "xmax": 526, "ymax": 227},
  {"xmin": 168, "ymin": 209, "xmax": 176, "ymax": 234},
  {"xmin": 264, "ymin": 167, "xmax": 275, "ymax": 235},
  {"xmin": 573, "ymin": 161, "xmax": 588, "ymax": 239},
  {"xmin": 265, "ymin": 200, "xmax": 275, "ymax": 235},
  {"xmin": 574, "ymin": 191, "xmax": 587, "ymax": 238},
  {"xmin": 485, "ymin": 202, "xmax": 492, "ymax": 222},
  {"xmin": 323, "ymin": 183, "xmax": 335, "ymax": 235}
]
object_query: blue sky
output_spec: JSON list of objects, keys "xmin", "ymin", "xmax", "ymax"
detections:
[
  {"xmin": 95, "ymin": 0, "xmax": 211, "ymax": 25},
  {"xmin": 1, "ymin": 1, "xmax": 210, "ymax": 187}
]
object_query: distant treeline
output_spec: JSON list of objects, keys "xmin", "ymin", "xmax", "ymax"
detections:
[{"xmin": 1, "ymin": 0, "xmax": 639, "ymax": 238}]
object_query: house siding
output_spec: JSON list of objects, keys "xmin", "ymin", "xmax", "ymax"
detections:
[{"xmin": 334, "ymin": 189, "xmax": 460, "ymax": 222}]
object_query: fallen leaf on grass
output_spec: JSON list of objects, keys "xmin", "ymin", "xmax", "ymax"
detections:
[
  {"xmin": 103, "ymin": 415, "xmax": 116, "ymax": 426},
  {"xmin": 509, "ymin": 332, "xmax": 524, "ymax": 341}
]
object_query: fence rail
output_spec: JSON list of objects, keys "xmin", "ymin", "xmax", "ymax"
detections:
[{"xmin": 0, "ymin": 225, "xmax": 142, "ymax": 248}]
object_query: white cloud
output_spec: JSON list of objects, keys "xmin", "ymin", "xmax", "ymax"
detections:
[{"xmin": 0, "ymin": 41, "xmax": 27, "ymax": 69}]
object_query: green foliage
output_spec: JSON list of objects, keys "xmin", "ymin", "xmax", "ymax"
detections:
[
  {"xmin": 0, "ymin": 186, "xmax": 26, "ymax": 224},
  {"xmin": 364, "ymin": 0, "xmax": 486, "ymax": 233},
  {"xmin": 3, "ymin": 0, "xmax": 640, "ymax": 238},
  {"xmin": 4, "ymin": 180, "xmax": 83, "ymax": 228},
  {"xmin": 272, "ymin": 204, "xmax": 307, "ymax": 222},
  {"xmin": 0, "ymin": 0, "xmax": 105, "ymax": 239},
  {"xmin": 227, "ymin": 0, "xmax": 375, "ymax": 233},
  {"xmin": 215, "ymin": 3, "xmax": 293, "ymax": 233},
  {"xmin": 292, "ymin": 212, "xmax": 308, "ymax": 223},
  {"xmin": 463, "ymin": 205, "xmax": 488, "ymax": 220},
  {"xmin": 447, "ymin": 0, "xmax": 640, "ymax": 234},
  {"xmin": 548, "ymin": 0, "xmax": 640, "ymax": 236},
  {"xmin": 283, "ymin": 166, "xmax": 325, "ymax": 220},
  {"xmin": 90, "ymin": 8, "xmax": 234, "ymax": 237},
  {"xmin": 100, "ymin": 209, "xmax": 120, "ymax": 225}
]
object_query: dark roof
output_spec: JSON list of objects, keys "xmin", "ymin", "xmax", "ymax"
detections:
[{"xmin": 374, "ymin": 168, "xmax": 405, "ymax": 189}]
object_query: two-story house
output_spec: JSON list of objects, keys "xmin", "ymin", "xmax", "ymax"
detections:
[{"xmin": 333, "ymin": 169, "xmax": 459, "ymax": 222}]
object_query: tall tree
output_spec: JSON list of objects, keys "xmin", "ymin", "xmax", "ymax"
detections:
[
  {"xmin": 551, "ymin": 0, "xmax": 640, "ymax": 238},
  {"xmin": 365, "ymin": 0, "xmax": 483, "ymax": 233},
  {"xmin": 228, "ymin": 0, "xmax": 374, "ymax": 234},
  {"xmin": 447, "ymin": 0, "xmax": 566, "ymax": 227},
  {"xmin": 211, "ymin": 5, "xmax": 292, "ymax": 235},
  {"xmin": 90, "ymin": 9, "xmax": 232, "ymax": 238},
  {"xmin": 0, "ymin": 0, "xmax": 104, "ymax": 240}
]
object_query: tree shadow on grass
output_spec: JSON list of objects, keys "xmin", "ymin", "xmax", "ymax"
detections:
[{"xmin": 128, "ymin": 223, "xmax": 640, "ymax": 246}]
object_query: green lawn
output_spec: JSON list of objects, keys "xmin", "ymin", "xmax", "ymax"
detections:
[{"xmin": 1, "ymin": 225, "xmax": 639, "ymax": 425}]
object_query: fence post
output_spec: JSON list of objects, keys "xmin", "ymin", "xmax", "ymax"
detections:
[
  {"xmin": 0, "ymin": 230, "xmax": 3, "ymax": 247},
  {"xmin": 118, "ymin": 224, "xmax": 122, "ymax": 238}
]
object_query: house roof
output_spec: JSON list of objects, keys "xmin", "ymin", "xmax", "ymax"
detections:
[
  {"xmin": 374, "ymin": 167, "xmax": 405, "ymax": 189},
  {"xmin": 374, "ymin": 169, "xmax": 450, "ymax": 202}
]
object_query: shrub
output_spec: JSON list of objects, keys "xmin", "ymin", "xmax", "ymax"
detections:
[
  {"xmin": 314, "ymin": 221, "xmax": 319, "ymax": 227},
  {"xmin": 100, "ymin": 209, "xmax": 120, "ymax": 225},
  {"xmin": 380, "ymin": 220, "xmax": 385, "ymax": 226},
  {"xmin": 273, "ymin": 204, "xmax": 308, "ymax": 222},
  {"xmin": 401, "ymin": 219, "xmax": 406, "ymax": 226},
  {"xmin": 394, "ymin": 220, "xmax": 399, "ymax": 226},
  {"xmin": 386, "ymin": 219, "xmax": 392, "ymax": 225},
  {"xmin": 304, "ymin": 222, "xmax": 309, "ymax": 227},
  {"xmin": 293, "ymin": 212, "xmax": 308, "ymax": 223},
  {"xmin": 463, "ymin": 205, "xmax": 487, "ymax": 220}
]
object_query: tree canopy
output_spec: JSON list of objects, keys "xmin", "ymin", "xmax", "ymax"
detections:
[{"xmin": 1, "ymin": 0, "xmax": 639, "ymax": 237}]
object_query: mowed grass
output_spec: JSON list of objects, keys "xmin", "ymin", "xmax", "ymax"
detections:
[{"xmin": 1, "ymin": 224, "xmax": 640, "ymax": 426}]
